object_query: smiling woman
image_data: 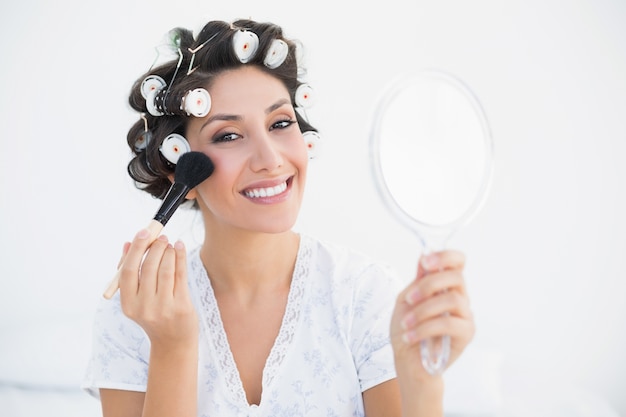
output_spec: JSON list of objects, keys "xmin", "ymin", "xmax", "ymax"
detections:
[
  {"xmin": 80, "ymin": 17, "xmax": 475, "ymax": 417},
  {"xmin": 186, "ymin": 67, "xmax": 308, "ymax": 233}
]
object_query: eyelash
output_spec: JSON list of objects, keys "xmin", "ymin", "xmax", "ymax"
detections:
[
  {"xmin": 211, "ymin": 119, "xmax": 296, "ymax": 143},
  {"xmin": 212, "ymin": 132, "xmax": 240, "ymax": 143},
  {"xmin": 270, "ymin": 119, "xmax": 296, "ymax": 130}
]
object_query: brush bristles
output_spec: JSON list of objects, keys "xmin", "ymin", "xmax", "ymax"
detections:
[{"xmin": 174, "ymin": 151, "xmax": 215, "ymax": 188}]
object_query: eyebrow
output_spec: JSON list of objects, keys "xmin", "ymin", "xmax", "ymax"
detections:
[
  {"xmin": 265, "ymin": 98, "xmax": 291, "ymax": 114},
  {"xmin": 199, "ymin": 98, "xmax": 292, "ymax": 133}
]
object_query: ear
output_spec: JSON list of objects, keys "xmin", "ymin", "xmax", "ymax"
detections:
[{"xmin": 185, "ymin": 188, "xmax": 198, "ymax": 200}]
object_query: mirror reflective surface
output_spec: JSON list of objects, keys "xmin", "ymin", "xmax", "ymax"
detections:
[{"xmin": 369, "ymin": 69, "xmax": 494, "ymax": 374}]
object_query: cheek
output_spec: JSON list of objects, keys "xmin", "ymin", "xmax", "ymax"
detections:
[
  {"xmin": 296, "ymin": 141, "xmax": 309, "ymax": 178},
  {"xmin": 205, "ymin": 153, "xmax": 240, "ymax": 190},
  {"xmin": 290, "ymin": 135, "xmax": 309, "ymax": 165},
  {"xmin": 192, "ymin": 151, "xmax": 241, "ymax": 203}
]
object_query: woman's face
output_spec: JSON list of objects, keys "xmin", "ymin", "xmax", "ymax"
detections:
[{"xmin": 185, "ymin": 66, "xmax": 309, "ymax": 234}]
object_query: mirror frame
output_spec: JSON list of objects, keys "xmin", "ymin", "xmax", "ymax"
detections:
[{"xmin": 369, "ymin": 68, "xmax": 495, "ymax": 244}]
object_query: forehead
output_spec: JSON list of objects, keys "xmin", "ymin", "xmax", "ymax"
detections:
[
  {"xmin": 185, "ymin": 66, "xmax": 293, "ymax": 134},
  {"xmin": 208, "ymin": 66, "xmax": 289, "ymax": 102}
]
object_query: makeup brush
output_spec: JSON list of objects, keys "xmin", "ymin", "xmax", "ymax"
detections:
[{"xmin": 103, "ymin": 151, "xmax": 214, "ymax": 299}]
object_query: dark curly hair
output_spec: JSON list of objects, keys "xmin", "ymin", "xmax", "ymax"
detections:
[{"xmin": 125, "ymin": 19, "xmax": 317, "ymax": 202}]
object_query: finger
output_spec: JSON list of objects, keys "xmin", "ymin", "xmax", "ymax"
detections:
[
  {"xmin": 401, "ymin": 291, "xmax": 472, "ymax": 332},
  {"xmin": 420, "ymin": 270, "xmax": 467, "ymax": 299},
  {"xmin": 119, "ymin": 229, "xmax": 155, "ymax": 296},
  {"xmin": 401, "ymin": 315, "xmax": 475, "ymax": 346},
  {"xmin": 156, "ymin": 243, "xmax": 176, "ymax": 298},
  {"xmin": 418, "ymin": 250, "xmax": 466, "ymax": 276},
  {"xmin": 138, "ymin": 235, "xmax": 170, "ymax": 296},
  {"xmin": 173, "ymin": 240, "xmax": 189, "ymax": 297},
  {"xmin": 404, "ymin": 270, "xmax": 466, "ymax": 306}
]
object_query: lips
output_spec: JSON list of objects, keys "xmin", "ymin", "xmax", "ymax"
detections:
[{"xmin": 241, "ymin": 177, "xmax": 291, "ymax": 199}]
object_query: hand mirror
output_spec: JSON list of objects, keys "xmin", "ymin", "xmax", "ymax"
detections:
[{"xmin": 369, "ymin": 69, "xmax": 494, "ymax": 375}]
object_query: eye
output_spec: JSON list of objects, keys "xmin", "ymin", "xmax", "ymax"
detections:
[
  {"xmin": 212, "ymin": 132, "xmax": 241, "ymax": 143},
  {"xmin": 270, "ymin": 119, "xmax": 296, "ymax": 130}
]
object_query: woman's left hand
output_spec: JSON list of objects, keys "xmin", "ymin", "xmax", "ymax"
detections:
[{"xmin": 390, "ymin": 249, "xmax": 475, "ymax": 384}]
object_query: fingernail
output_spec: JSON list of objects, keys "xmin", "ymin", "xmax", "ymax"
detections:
[
  {"xmin": 174, "ymin": 240, "xmax": 185, "ymax": 250},
  {"xmin": 401, "ymin": 312, "xmax": 417, "ymax": 330},
  {"xmin": 402, "ymin": 330, "xmax": 418, "ymax": 345},
  {"xmin": 136, "ymin": 229, "xmax": 150, "ymax": 240},
  {"xmin": 158, "ymin": 235, "xmax": 168, "ymax": 242},
  {"xmin": 421, "ymin": 253, "xmax": 440, "ymax": 270},
  {"xmin": 405, "ymin": 288, "xmax": 421, "ymax": 305}
]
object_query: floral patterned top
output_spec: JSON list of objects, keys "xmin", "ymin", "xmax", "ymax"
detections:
[{"xmin": 83, "ymin": 234, "xmax": 402, "ymax": 417}]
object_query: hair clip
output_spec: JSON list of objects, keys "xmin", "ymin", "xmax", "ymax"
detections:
[
  {"xmin": 295, "ymin": 83, "xmax": 314, "ymax": 109},
  {"xmin": 233, "ymin": 30, "xmax": 259, "ymax": 63},
  {"xmin": 150, "ymin": 29, "xmax": 183, "ymax": 71},
  {"xmin": 143, "ymin": 31, "xmax": 184, "ymax": 116},
  {"xmin": 135, "ymin": 114, "xmax": 152, "ymax": 151},
  {"xmin": 187, "ymin": 32, "xmax": 219, "ymax": 75},
  {"xmin": 181, "ymin": 88, "xmax": 211, "ymax": 117},
  {"xmin": 303, "ymin": 131, "xmax": 321, "ymax": 159},
  {"xmin": 264, "ymin": 39, "xmax": 288, "ymax": 69},
  {"xmin": 160, "ymin": 133, "xmax": 190, "ymax": 164}
]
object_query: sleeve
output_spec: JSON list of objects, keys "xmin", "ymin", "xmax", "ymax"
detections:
[
  {"xmin": 81, "ymin": 292, "xmax": 151, "ymax": 398},
  {"xmin": 350, "ymin": 262, "xmax": 404, "ymax": 392}
]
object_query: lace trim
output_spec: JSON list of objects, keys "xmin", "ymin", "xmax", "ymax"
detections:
[
  {"xmin": 192, "ymin": 263, "xmax": 242, "ymax": 403},
  {"xmin": 263, "ymin": 236, "xmax": 311, "ymax": 389},
  {"xmin": 190, "ymin": 235, "xmax": 312, "ymax": 407}
]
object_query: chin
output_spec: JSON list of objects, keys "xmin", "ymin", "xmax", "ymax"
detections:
[{"xmin": 251, "ymin": 210, "xmax": 301, "ymax": 235}]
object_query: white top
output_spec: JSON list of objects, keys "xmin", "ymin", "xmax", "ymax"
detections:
[{"xmin": 83, "ymin": 235, "xmax": 403, "ymax": 417}]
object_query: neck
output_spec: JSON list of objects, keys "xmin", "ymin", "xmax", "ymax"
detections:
[{"xmin": 199, "ymin": 227, "xmax": 300, "ymax": 301}]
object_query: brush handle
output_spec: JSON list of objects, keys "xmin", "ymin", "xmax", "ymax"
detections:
[{"xmin": 102, "ymin": 219, "xmax": 164, "ymax": 300}]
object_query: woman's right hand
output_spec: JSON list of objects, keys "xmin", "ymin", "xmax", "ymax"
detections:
[{"xmin": 117, "ymin": 229, "xmax": 198, "ymax": 347}]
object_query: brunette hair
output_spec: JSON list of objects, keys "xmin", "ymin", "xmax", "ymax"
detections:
[{"xmin": 126, "ymin": 19, "xmax": 317, "ymax": 201}]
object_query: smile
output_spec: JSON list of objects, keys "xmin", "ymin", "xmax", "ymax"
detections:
[{"xmin": 242, "ymin": 179, "xmax": 289, "ymax": 198}]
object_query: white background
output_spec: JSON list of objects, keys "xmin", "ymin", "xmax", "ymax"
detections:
[{"xmin": 0, "ymin": 0, "xmax": 624, "ymax": 415}]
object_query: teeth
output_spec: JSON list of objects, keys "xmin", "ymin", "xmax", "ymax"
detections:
[{"xmin": 244, "ymin": 181, "xmax": 287, "ymax": 198}]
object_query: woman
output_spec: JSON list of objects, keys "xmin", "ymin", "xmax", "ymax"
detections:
[{"xmin": 83, "ymin": 18, "xmax": 474, "ymax": 417}]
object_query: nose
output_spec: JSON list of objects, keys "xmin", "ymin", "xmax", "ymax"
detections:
[{"xmin": 249, "ymin": 130, "xmax": 284, "ymax": 172}]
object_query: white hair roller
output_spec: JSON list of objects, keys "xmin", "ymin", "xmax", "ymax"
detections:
[
  {"xmin": 233, "ymin": 30, "xmax": 259, "ymax": 63},
  {"xmin": 303, "ymin": 131, "xmax": 321, "ymax": 159},
  {"xmin": 264, "ymin": 39, "xmax": 289, "ymax": 69},
  {"xmin": 160, "ymin": 133, "xmax": 191, "ymax": 164},
  {"xmin": 140, "ymin": 75, "xmax": 167, "ymax": 99},
  {"xmin": 182, "ymin": 88, "xmax": 211, "ymax": 117},
  {"xmin": 295, "ymin": 83, "xmax": 315, "ymax": 109}
]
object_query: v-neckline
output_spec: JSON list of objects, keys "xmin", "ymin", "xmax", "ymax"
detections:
[{"xmin": 191, "ymin": 235, "xmax": 312, "ymax": 408}]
